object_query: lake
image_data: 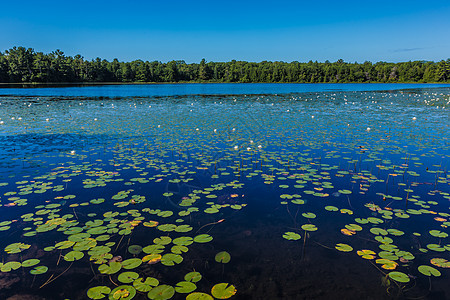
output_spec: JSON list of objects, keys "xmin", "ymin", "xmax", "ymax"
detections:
[{"xmin": 0, "ymin": 83, "xmax": 449, "ymax": 300}]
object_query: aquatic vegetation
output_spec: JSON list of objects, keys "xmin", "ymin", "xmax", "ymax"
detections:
[{"xmin": 0, "ymin": 86, "xmax": 449, "ymax": 299}]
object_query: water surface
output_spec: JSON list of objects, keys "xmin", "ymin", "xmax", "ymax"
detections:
[{"xmin": 0, "ymin": 84, "xmax": 449, "ymax": 300}]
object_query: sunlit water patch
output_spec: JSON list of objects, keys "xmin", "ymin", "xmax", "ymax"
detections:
[{"xmin": 0, "ymin": 87, "xmax": 449, "ymax": 300}]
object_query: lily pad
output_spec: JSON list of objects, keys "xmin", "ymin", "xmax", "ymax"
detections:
[
  {"xmin": 30, "ymin": 265, "xmax": 48, "ymax": 275},
  {"xmin": 87, "ymin": 286, "xmax": 111, "ymax": 299},
  {"xmin": 109, "ymin": 285, "xmax": 136, "ymax": 300},
  {"xmin": 301, "ymin": 224, "xmax": 317, "ymax": 231},
  {"xmin": 186, "ymin": 292, "xmax": 214, "ymax": 300},
  {"xmin": 388, "ymin": 271, "xmax": 410, "ymax": 283},
  {"xmin": 121, "ymin": 258, "xmax": 142, "ymax": 269},
  {"xmin": 161, "ymin": 253, "xmax": 183, "ymax": 266},
  {"xmin": 147, "ymin": 285, "xmax": 175, "ymax": 300},
  {"xmin": 185, "ymin": 271, "xmax": 202, "ymax": 283},
  {"xmin": 418, "ymin": 265, "xmax": 441, "ymax": 277},
  {"xmin": 22, "ymin": 259, "xmax": 40, "ymax": 267},
  {"xmin": 64, "ymin": 250, "xmax": 84, "ymax": 262},
  {"xmin": 283, "ymin": 232, "xmax": 301, "ymax": 241},
  {"xmin": 215, "ymin": 251, "xmax": 231, "ymax": 263},
  {"xmin": 211, "ymin": 283, "xmax": 237, "ymax": 299},
  {"xmin": 175, "ymin": 281, "xmax": 197, "ymax": 293},
  {"xmin": 118, "ymin": 272, "xmax": 139, "ymax": 284},
  {"xmin": 335, "ymin": 243, "xmax": 353, "ymax": 252},
  {"xmin": 133, "ymin": 277, "xmax": 159, "ymax": 292},
  {"xmin": 194, "ymin": 234, "xmax": 213, "ymax": 243}
]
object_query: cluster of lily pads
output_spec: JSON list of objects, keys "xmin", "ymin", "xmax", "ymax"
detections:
[{"xmin": 0, "ymin": 88, "xmax": 449, "ymax": 298}]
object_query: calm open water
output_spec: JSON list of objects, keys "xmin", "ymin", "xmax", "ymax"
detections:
[{"xmin": 0, "ymin": 84, "xmax": 449, "ymax": 300}]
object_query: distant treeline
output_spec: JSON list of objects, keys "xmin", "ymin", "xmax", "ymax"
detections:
[{"xmin": 1, "ymin": 46, "xmax": 449, "ymax": 83}]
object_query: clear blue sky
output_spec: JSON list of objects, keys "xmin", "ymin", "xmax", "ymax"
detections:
[{"xmin": 1, "ymin": 0, "xmax": 449, "ymax": 63}]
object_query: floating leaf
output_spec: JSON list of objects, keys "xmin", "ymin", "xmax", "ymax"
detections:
[
  {"xmin": 30, "ymin": 265, "xmax": 48, "ymax": 275},
  {"xmin": 211, "ymin": 283, "xmax": 237, "ymax": 299},
  {"xmin": 109, "ymin": 285, "xmax": 136, "ymax": 300},
  {"xmin": 118, "ymin": 272, "xmax": 139, "ymax": 284},
  {"xmin": 418, "ymin": 265, "xmax": 441, "ymax": 277},
  {"xmin": 87, "ymin": 286, "xmax": 111, "ymax": 299},
  {"xmin": 388, "ymin": 271, "xmax": 410, "ymax": 283},
  {"xmin": 161, "ymin": 253, "xmax": 183, "ymax": 266},
  {"xmin": 22, "ymin": 259, "xmax": 40, "ymax": 267},
  {"xmin": 185, "ymin": 272, "xmax": 202, "ymax": 283},
  {"xmin": 1, "ymin": 261, "xmax": 22, "ymax": 272},
  {"xmin": 5, "ymin": 242, "xmax": 31, "ymax": 254},
  {"xmin": 147, "ymin": 285, "xmax": 175, "ymax": 300},
  {"xmin": 301, "ymin": 224, "xmax": 317, "ymax": 231},
  {"xmin": 99, "ymin": 262, "xmax": 122, "ymax": 275},
  {"xmin": 283, "ymin": 232, "xmax": 301, "ymax": 240},
  {"xmin": 186, "ymin": 292, "xmax": 214, "ymax": 300},
  {"xmin": 194, "ymin": 234, "xmax": 213, "ymax": 243},
  {"xmin": 215, "ymin": 251, "xmax": 231, "ymax": 263},
  {"xmin": 429, "ymin": 230, "xmax": 448, "ymax": 238},
  {"xmin": 430, "ymin": 258, "xmax": 450, "ymax": 268},
  {"xmin": 175, "ymin": 281, "xmax": 197, "ymax": 293},
  {"xmin": 128, "ymin": 245, "xmax": 143, "ymax": 255},
  {"xmin": 357, "ymin": 249, "xmax": 376, "ymax": 260},
  {"xmin": 133, "ymin": 277, "xmax": 159, "ymax": 292},
  {"xmin": 142, "ymin": 254, "xmax": 162, "ymax": 264},
  {"xmin": 64, "ymin": 250, "xmax": 84, "ymax": 262},
  {"xmin": 335, "ymin": 243, "xmax": 353, "ymax": 252},
  {"xmin": 121, "ymin": 258, "xmax": 142, "ymax": 269}
]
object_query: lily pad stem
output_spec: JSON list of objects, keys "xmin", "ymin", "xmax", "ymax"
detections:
[
  {"xmin": 40, "ymin": 262, "xmax": 73, "ymax": 289},
  {"xmin": 109, "ymin": 275, "xmax": 119, "ymax": 287},
  {"xmin": 115, "ymin": 235, "xmax": 125, "ymax": 252}
]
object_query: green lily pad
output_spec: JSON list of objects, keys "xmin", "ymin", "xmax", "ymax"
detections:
[
  {"xmin": 153, "ymin": 236, "xmax": 172, "ymax": 245},
  {"xmin": 388, "ymin": 271, "xmax": 410, "ymax": 283},
  {"xmin": 215, "ymin": 251, "xmax": 231, "ymax": 263},
  {"xmin": 185, "ymin": 271, "xmax": 202, "ymax": 283},
  {"xmin": 175, "ymin": 281, "xmax": 197, "ymax": 293},
  {"xmin": 147, "ymin": 285, "xmax": 175, "ymax": 300},
  {"xmin": 22, "ymin": 259, "xmax": 40, "ymax": 267},
  {"xmin": 5, "ymin": 242, "xmax": 31, "ymax": 254},
  {"xmin": 325, "ymin": 206, "xmax": 339, "ymax": 211},
  {"xmin": 418, "ymin": 265, "xmax": 441, "ymax": 277},
  {"xmin": 302, "ymin": 212, "xmax": 316, "ymax": 219},
  {"xmin": 99, "ymin": 262, "xmax": 122, "ymax": 274},
  {"xmin": 335, "ymin": 243, "xmax": 353, "ymax": 252},
  {"xmin": 370, "ymin": 228, "xmax": 388, "ymax": 235},
  {"xmin": 87, "ymin": 286, "xmax": 112, "ymax": 299},
  {"xmin": 301, "ymin": 224, "xmax": 318, "ymax": 231},
  {"xmin": 128, "ymin": 245, "xmax": 143, "ymax": 255},
  {"xmin": 186, "ymin": 292, "xmax": 214, "ymax": 300},
  {"xmin": 161, "ymin": 253, "xmax": 183, "ymax": 266},
  {"xmin": 133, "ymin": 277, "xmax": 159, "ymax": 292},
  {"xmin": 1, "ymin": 261, "xmax": 22, "ymax": 272},
  {"xmin": 173, "ymin": 236, "xmax": 194, "ymax": 246},
  {"xmin": 64, "ymin": 250, "xmax": 84, "ymax": 262},
  {"xmin": 194, "ymin": 234, "xmax": 213, "ymax": 243},
  {"xmin": 109, "ymin": 285, "xmax": 136, "ymax": 300},
  {"xmin": 211, "ymin": 283, "xmax": 237, "ymax": 299},
  {"xmin": 121, "ymin": 258, "xmax": 142, "ymax": 269},
  {"xmin": 118, "ymin": 272, "xmax": 139, "ymax": 284},
  {"xmin": 283, "ymin": 232, "xmax": 301, "ymax": 240},
  {"xmin": 55, "ymin": 240, "xmax": 76, "ymax": 249},
  {"xmin": 143, "ymin": 244, "xmax": 165, "ymax": 254},
  {"xmin": 429, "ymin": 230, "xmax": 448, "ymax": 238},
  {"xmin": 175, "ymin": 224, "xmax": 193, "ymax": 232},
  {"xmin": 30, "ymin": 265, "xmax": 48, "ymax": 275}
]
